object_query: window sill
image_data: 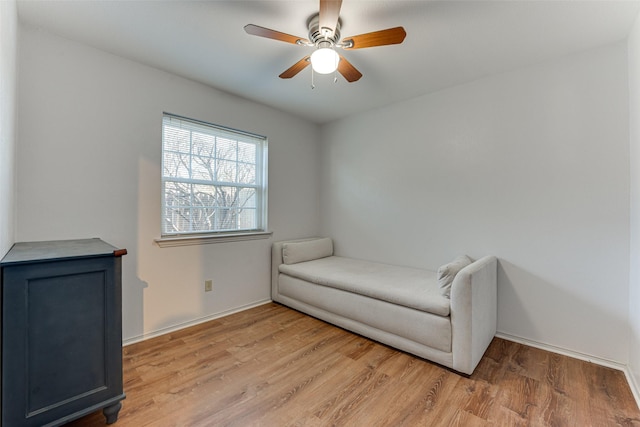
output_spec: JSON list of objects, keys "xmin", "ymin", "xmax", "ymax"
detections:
[{"xmin": 154, "ymin": 231, "xmax": 272, "ymax": 248}]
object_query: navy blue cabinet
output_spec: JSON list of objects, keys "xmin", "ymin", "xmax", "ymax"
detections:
[{"xmin": 0, "ymin": 239, "xmax": 126, "ymax": 426}]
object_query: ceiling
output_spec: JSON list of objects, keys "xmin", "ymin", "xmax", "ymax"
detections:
[{"xmin": 16, "ymin": 0, "xmax": 640, "ymax": 124}]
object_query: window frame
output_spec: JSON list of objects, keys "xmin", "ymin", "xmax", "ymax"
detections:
[{"xmin": 156, "ymin": 113, "xmax": 270, "ymax": 247}]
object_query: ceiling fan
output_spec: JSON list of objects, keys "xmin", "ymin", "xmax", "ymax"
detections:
[{"xmin": 244, "ymin": 0, "xmax": 406, "ymax": 83}]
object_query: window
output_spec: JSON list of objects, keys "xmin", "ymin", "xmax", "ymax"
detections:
[{"xmin": 161, "ymin": 114, "xmax": 267, "ymax": 239}]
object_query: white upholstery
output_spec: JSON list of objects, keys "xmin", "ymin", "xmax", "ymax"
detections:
[
  {"xmin": 438, "ymin": 255, "xmax": 472, "ymax": 298},
  {"xmin": 271, "ymin": 238, "xmax": 497, "ymax": 375},
  {"xmin": 279, "ymin": 275, "xmax": 452, "ymax": 352},
  {"xmin": 282, "ymin": 237, "xmax": 333, "ymax": 265},
  {"xmin": 280, "ymin": 256, "xmax": 450, "ymax": 316},
  {"xmin": 450, "ymin": 255, "xmax": 498, "ymax": 374}
]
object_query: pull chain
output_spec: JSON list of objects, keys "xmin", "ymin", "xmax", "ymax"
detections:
[{"xmin": 311, "ymin": 66, "xmax": 315, "ymax": 89}]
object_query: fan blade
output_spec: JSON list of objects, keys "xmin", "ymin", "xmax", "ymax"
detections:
[
  {"xmin": 319, "ymin": 0, "xmax": 342, "ymax": 37},
  {"xmin": 337, "ymin": 55, "xmax": 362, "ymax": 82},
  {"xmin": 342, "ymin": 27, "xmax": 406, "ymax": 49},
  {"xmin": 244, "ymin": 24, "xmax": 309, "ymax": 45},
  {"xmin": 279, "ymin": 56, "xmax": 311, "ymax": 79}
]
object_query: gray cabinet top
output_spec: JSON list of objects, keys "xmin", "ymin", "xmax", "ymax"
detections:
[{"xmin": 1, "ymin": 238, "xmax": 125, "ymax": 266}]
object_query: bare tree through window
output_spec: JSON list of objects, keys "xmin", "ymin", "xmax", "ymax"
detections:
[{"xmin": 161, "ymin": 115, "xmax": 266, "ymax": 236}]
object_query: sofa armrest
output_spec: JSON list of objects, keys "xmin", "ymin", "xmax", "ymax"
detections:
[
  {"xmin": 450, "ymin": 255, "xmax": 497, "ymax": 375},
  {"xmin": 271, "ymin": 237, "xmax": 325, "ymax": 300}
]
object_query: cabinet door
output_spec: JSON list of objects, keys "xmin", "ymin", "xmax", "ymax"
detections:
[{"xmin": 2, "ymin": 256, "xmax": 123, "ymax": 427}]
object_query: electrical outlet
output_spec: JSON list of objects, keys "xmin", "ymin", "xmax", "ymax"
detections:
[{"xmin": 205, "ymin": 279, "xmax": 213, "ymax": 292}]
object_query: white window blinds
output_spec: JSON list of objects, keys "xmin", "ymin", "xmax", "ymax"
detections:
[{"xmin": 161, "ymin": 114, "xmax": 267, "ymax": 236}]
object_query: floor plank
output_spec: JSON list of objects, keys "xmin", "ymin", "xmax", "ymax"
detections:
[{"xmin": 67, "ymin": 303, "xmax": 640, "ymax": 427}]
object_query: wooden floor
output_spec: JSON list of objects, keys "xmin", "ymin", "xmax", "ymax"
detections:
[{"xmin": 68, "ymin": 303, "xmax": 640, "ymax": 427}]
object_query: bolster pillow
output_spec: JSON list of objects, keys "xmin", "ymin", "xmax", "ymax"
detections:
[
  {"xmin": 283, "ymin": 238, "xmax": 334, "ymax": 265},
  {"xmin": 438, "ymin": 255, "xmax": 472, "ymax": 298}
]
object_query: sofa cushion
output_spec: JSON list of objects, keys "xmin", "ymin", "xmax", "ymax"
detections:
[
  {"xmin": 278, "ymin": 274, "xmax": 452, "ymax": 352},
  {"xmin": 437, "ymin": 255, "xmax": 472, "ymax": 298},
  {"xmin": 279, "ymin": 256, "xmax": 450, "ymax": 317},
  {"xmin": 283, "ymin": 238, "xmax": 333, "ymax": 265}
]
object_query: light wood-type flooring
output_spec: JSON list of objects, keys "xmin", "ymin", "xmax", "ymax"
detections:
[{"xmin": 68, "ymin": 302, "xmax": 640, "ymax": 426}]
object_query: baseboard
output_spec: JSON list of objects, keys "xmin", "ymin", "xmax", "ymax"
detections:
[
  {"xmin": 123, "ymin": 299, "xmax": 272, "ymax": 346},
  {"xmin": 496, "ymin": 332, "xmax": 640, "ymax": 410},
  {"xmin": 625, "ymin": 365, "xmax": 640, "ymax": 411},
  {"xmin": 496, "ymin": 332, "xmax": 626, "ymax": 370}
]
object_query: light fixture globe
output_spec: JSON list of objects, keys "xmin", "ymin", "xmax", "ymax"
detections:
[{"xmin": 310, "ymin": 47, "xmax": 340, "ymax": 74}]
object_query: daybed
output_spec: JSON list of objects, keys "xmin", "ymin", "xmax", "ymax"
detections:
[{"xmin": 271, "ymin": 237, "xmax": 497, "ymax": 375}]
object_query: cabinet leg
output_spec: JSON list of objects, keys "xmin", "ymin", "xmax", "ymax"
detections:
[{"xmin": 103, "ymin": 402, "xmax": 122, "ymax": 424}]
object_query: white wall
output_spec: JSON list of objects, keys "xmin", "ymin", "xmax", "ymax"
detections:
[
  {"xmin": 0, "ymin": 0, "xmax": 17, "ymax": 258},
  {"xmin": 320, "ymin": 43, "xmax": 630, "ymax": 363},
  {"xmin": 628, "ymin": 12, "xmax": 640, "ymax": 397},
  {"xmin": 14, "ymin": 9, "xmax": 637, "ymax": 374},
  {"xmin": 17, "ymin": 25, "xmax": 320, "ymax": 342}
]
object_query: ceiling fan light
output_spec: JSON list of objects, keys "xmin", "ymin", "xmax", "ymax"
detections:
[{"xmin": 310, "ymin": 47, "xmax": 340, "ymax": 74}]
